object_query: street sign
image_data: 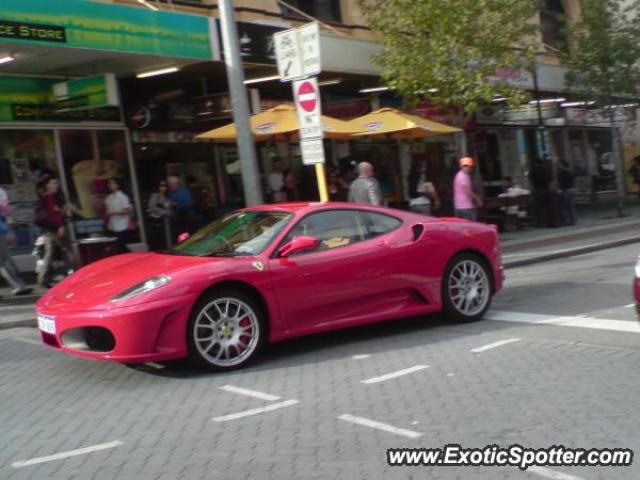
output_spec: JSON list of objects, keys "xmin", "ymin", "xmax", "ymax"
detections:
[
  {"xmin": 274, "ymin": 29, "xmax": 303, "ymax": 81},
  {"xmin": 300, "ymin": 138, "xmax": 325, "ymax": 165},
  {"xmin": 299, "ymin": 22, "xmax": 321, "ymax": 77},
  {"xmin": 273, "ymin": 22, "xmax": 321, "ymax": 81},
  {"xmin": 293, "ymin": 78, "xmax": 323, "ymax": 140}
]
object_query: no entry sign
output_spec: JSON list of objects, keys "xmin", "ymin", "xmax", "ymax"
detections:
[
  {"xmin": 293, "ymin": 77, "xmax": 322, "ymax": 140},
  {"xmin": 297, "ymin": 81, "xmax": 318, "ymax": 112}
]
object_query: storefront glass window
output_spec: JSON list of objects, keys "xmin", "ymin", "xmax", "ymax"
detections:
[
  {"xmin": 0, "ymin": 130, "xmax": 58, "ymax": 254},
  {"xmin": 58, "ymin": 129, "xmax": 140, "ymax": 242}
]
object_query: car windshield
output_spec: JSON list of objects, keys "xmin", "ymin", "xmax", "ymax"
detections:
[{"xmin": 171, "ymin": 210, "xmax": 293, "ymax": 257}]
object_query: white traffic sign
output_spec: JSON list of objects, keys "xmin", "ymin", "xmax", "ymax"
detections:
[
  {"xmin": 293, "ymin": 78, "xmax": 323, "ymax": 140},
  {"xmin": 274, "ymin": 29, "xmax": 303, "ymax": 81},
  {"xmin": 300, "ymin": 138, "xmax": 325, "ymax": 165},
  {"xmin": 299, "ymin": 22, "xmax": 321, "ymax": 77}
]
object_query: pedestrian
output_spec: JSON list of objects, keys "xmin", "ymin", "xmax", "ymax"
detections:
[
  {"xmin": 186, "ymin": 175, "xmax": 206, "ymax": 228},
  {"xmin": 348, "ymin": 161, "xmax": 382, "ymax": 206},
  {"xmin": 629, "ymin": 155, "xmax": 640, "ymax": 198},
  {"xmin": 327, "ymin": 168, "xmax": 349, "ymax": 201},
  {"xmin": 268, "ymin": 158, "xmax": 286, "ymax": 203},
  {"xmin": 282, "ymin": 169, "xmax": 299, "ymax": 202},
  {"xmin": 531, "ymin": 157, "xmax": 551, "ymax": 227},
  {"xmin": 453, "ymin": 157, "xmax": 482, "ymax": 221},
  {"xmin": 408, "ymin": 158, "xmax": 441, "ymax": 215},
  {"xmin": 167, "ymin": 175, "xmax": 194, "ymax": 239},
  {"xmin": 105, "ymin": 178, "xmax": 133, "ymax": 253},
  {"xmin": 0, "ymin": 185, "xmax": 33, "ymax": 297},
  {"xmin": 36, "ymin": 177, "xmax": 74, "ymax": 288},
  {"xmin": 558, "ymin": 160, "xmax": 577, "ymax": 226},
  {"xmin": 147, "ymin": 180, "xmax": 172, "ymax": 250}
]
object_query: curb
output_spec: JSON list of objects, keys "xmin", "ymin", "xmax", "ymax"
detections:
[
  {"xmin": 0, "ymin": 318, "xmax": 36, "ymax": 330},
  {"xmin": 3, "ymin": 236, "xmax": 640, "ymax": 329},
  {"xmin": 504, "ymin": 235, "xmax": 640, "ymax": 269}
]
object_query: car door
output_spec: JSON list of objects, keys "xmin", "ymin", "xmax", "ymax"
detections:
[{"xmin": 268, "ymin": 209, "xmax": 393, "ymax": 333}]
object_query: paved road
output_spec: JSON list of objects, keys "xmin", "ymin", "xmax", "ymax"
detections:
[{"xmin": 1, "ymin": 244, "xmax": 640, "ymax": 480}]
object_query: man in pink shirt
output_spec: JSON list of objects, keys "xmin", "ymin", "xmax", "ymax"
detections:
[{"xmin": 453, "ymin": 156, "xmax": 482, "ymax": 221}]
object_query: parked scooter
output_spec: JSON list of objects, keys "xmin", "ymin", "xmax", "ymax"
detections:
[{"xmin": 32, "ymin": 234, "xmax": 74, "ymax": 285}]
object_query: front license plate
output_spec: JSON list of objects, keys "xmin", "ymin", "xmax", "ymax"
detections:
[{"xmin": 37, "ymin": 314, "xmax": 56, "ymax": 334}]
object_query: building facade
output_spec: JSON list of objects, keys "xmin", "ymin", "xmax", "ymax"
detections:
[{"xmin": 0, "ymin": 0, "xmax": 633, "ymax": 270}]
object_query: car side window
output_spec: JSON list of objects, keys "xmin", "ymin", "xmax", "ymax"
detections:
[
  {"xmin": 364, "ymin": 212, "xmax": 402, "ymax": 239},
  {"xmin": 283, "ymin": 210, "xmax": 368, "ymax": 254}
]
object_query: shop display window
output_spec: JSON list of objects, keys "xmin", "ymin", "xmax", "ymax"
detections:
[
  {"xmin": 58, "ymin": 129, "xmax": 140, "ymax": 242},
  {"xmin": 0, "ymin": 130, "xmax": 58, "ymax": 254}
]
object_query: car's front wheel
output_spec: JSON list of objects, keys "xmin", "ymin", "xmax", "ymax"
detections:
[
  {"xmin": 442, "ymin": 253, "xmax": 492, "ymax": 322},
  {"xmin": 188, "ymin": 289, "xmax": 265, "ymax": 371}
]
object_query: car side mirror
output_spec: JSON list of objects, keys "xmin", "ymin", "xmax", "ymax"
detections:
[
  {"xmin": 278, "ymin": 236, "xmax": 319, "ymax": 258},
  {"xmin": 177, "ymin": 232, "xmax": 190, "ymax": 243}
]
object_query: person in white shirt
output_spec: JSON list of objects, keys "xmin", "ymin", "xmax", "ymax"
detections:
[
  {"xmin": 105, "ymin": 178, "xmax": 132, "ymax": 253},
  {"xmin": 408, "ymin": 158, "xmax": 441, "ymax": 215}
]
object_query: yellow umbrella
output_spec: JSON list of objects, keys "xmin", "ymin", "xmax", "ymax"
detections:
[
  {"xmin": 346, "ymin": 107, "xmax": 461, "ymax": 139},
  {"xmin": 196, "ymin": 104, "xmax": 363, "ymax": 142}
]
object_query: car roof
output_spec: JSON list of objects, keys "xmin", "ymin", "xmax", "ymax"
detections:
[{"xmin": 245, "ymin": 202, "xmax": 393, "ymax": 215}]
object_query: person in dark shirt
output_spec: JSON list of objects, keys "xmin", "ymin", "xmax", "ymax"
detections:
[
  {"xmin": 558, "ymin": 160, "xmax": 577, "ymax": 226},
  {"xmin": 531, "ymin": 158, "xmax": 551, "ymax": 227}
]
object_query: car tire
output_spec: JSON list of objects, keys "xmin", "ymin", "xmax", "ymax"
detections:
[
  {"xmin": 442, "ymin": 253, "xmax": 493, "ymax": 323},
  {"xmin": 187, "ymin": 289, "xmax": 266, "ymax": 371}
]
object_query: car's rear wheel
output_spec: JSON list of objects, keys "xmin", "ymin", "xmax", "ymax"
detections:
[
  {"xmin": 188, "ymin": 289, "xmax": 265, "ymax": 371},
  {"xmin": 442, "ymin": 253, "xmax": 492, "ymax": 322}
]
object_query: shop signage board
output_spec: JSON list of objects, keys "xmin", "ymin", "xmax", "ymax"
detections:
[
  {"xmin": 300, "ymin": 138, "xmax": 326, "ymax": 165},
  {"xmin": 216, "ymin": 20, "xmax": 281, "ymax": 64},
  {"xmin": 293, "ymin": 78, "xmax": 323, "ymax": 141},
  {"xmin": 0, "ymin": 76, "xmax": 121, "ymax": 124},
  {"xmin": 0, "ymin": 0, "xmax": 214, "ymax": 60},
  {"xmin": 54, "ymin": 74, "xmax": 120, "ymax": 112}
]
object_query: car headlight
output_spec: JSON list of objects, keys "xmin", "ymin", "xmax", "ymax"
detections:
[
  {"xmin": 110, "ymin": 275, "xmax": 172, "ymax": 302},
  {"xmin": 636, "ymin": 257, "xmax": 640, "ymax": 278}
]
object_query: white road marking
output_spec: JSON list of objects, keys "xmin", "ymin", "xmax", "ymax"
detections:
[
  {"xmin": 219, "ymin": 385, "xmax": 281, "ymax": 402},
  {"xmin": 528, "ymin": 465, "xmax": 587, "ymax": 480},
  {"xmin": 351, "ymin": 354, "xmax": 371, "ymax": 360},
  {"xmin": 145, "ymin": 362, "xmax": 165, "ymax": 370},
  {"xmin": 12, "ymin": 440, "xmax": 123, "ymax": 468},
  {"xmin": 212, "ymin": 399, "xmax": 299, "ymax": 422},
  {"xmin": 361, "ymin": 365, "xmax": 429, "ymax": 384},
  {"xmin": 625, "ymin": 303, "xmax": 635, "ymax": 308},
  {"xmin": 470, "ymin": 338, "xmax": 521, "ymax": 353},
  {"xmin": 447, "ymin": 373, "xmax": 454, "ymax": 377},
  {"xmin": 338, "ymin": 414, "xmax": 423, "ymax": 439},
  {"xmin": 487, "ymin": 310, "xmax": 640, "ymax": 334}
]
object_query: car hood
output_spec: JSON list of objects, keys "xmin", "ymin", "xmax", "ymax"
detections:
[{"xmin": 45, "ymin": 252, "xmax": 218, "ymax": 306}]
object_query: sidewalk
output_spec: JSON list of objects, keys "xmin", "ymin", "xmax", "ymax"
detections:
[
  {"xmin": 500, "ymin": 200, "xmax": 640, "ymax": 267},
  {"xmin": 2, "ymin": 201, "xmax": 640, "ymax": 330}
]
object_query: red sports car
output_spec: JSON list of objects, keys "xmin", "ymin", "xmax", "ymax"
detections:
[{"xmin": 36, "ymin": 202, "xmax": 503, "ymax": 370}]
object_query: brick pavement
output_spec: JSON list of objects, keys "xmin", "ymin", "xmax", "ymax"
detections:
[{"xmin": 1, "ymin": 315, "xmax": 639, "ymax": 480}]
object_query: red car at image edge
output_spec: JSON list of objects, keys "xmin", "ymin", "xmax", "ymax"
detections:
[{"xmin": 36, "ymin": 202, "xmax": 504, "ymax": 371}]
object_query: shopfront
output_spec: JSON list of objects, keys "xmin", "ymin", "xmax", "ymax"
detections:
[
  {"xmin": 0, "ymin": 0, "xmax": 217, "ymax": 268},
  {"xmin": 474, "ymin": 103, "xmax": 621, "ymax": 202}
]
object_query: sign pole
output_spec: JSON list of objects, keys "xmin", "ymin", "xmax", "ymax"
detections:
[
  {"xmin": 219, "ymin": 0, "xmax": 263, "ymax": 206},
  {"xmin": 315, "ymin": 163, "xmax": 328, "ymax": 202}
]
